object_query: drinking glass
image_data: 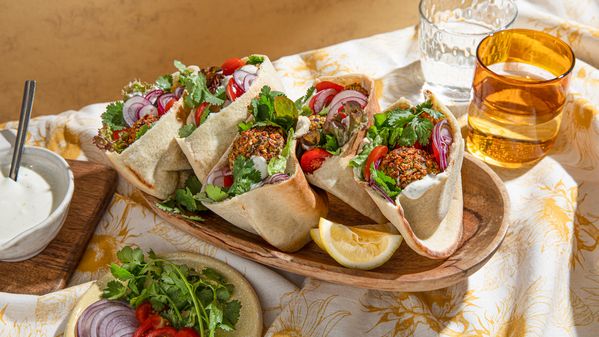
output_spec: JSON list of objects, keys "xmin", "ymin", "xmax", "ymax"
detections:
[
  {"xmin": 467, "ymin": 29, "xmax": 575, "ymax": 168},
  {"xmin": 419, "ymin": 0, "xmax": 517, "ymax": 103}
]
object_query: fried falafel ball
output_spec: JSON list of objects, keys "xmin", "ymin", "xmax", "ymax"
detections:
[
  {"xmin": 379, "ymin": 147, "xmax": 440, "ymax": 189},
  {"xmin": 228, "ymin": 126, "xmax": 285, "ymax": 169}
]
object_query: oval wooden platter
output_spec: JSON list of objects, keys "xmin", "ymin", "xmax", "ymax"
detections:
[{"xmin": 143, "ymin": 153, "xmax": 509, "ymax": 292}]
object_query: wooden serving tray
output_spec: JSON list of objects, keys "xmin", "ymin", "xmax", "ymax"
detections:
[
  {"xmin": 143, "ymin": 153, "xmax": 509, "ymax": 292},
  {"xmin": 0, "ymin": 160, "xmax": 117, "ymax": 295}
]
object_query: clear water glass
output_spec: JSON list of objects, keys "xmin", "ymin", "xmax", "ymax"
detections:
[{"xmin": 419, "ymin": 0, "xmax": 517, "ymax": 103}]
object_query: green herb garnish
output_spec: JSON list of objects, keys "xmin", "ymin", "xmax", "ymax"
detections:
[
  {"xmin": 245, "ymin": 55, "xmax": 265, "ymax": 65},
  {"xmin": 103, "ymin": 246, "xmax": 241, "ymax": 336},
  {"xmin": 156, "ymin": 175, "xmax": 206, "ymax": 220}
]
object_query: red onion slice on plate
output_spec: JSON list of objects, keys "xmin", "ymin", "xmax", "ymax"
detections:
[
  {"xmin": 174, "ymin": 86, "xmax": 185, "ymax": 99},
  {"xmin": 137, "ymin": 104, "xmax": 158, "ymax": 119},
  {"xmin": 123, "ymin": 96, "xmax": 151, "ymax": 127},
  {"xmin": 77, "ymin": 300, "xmax": 137, "ymax": 337},
  {"xmin": 432, "ymin": 119, "xmax": 452, "ymax": 171}
]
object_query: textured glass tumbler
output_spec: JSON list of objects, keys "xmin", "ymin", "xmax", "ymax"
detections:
[
  {"xmin": 467, "ymin": 29, "xmax": 575, "ymax": 168},
  {"xmin": 419, "ymin": 0, "xmax": 517, "ymax": 103}
]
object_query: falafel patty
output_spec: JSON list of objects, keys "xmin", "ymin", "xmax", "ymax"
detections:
[
  {"xmin": 228, "ymin": 126, "xmax": 285, "ymax": 169},
  {"xmin": 379, "ymin": 147, "xmax": 440, "ymax": 189}
]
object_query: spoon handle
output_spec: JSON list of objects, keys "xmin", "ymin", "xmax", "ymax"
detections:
[{"xmin": 9, "ymin": 80, "xmax": 36, "ymax": 181}]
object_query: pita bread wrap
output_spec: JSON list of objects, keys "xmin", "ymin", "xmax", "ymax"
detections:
[
  {"xmin": 355, "ymin": 91, "xmax": 465, "ymax": 259},
  {"xmin": 297, "ymin": 75, "xmax": 386, "ymax": 223},
  {"xmin": 177, "ymin": 55, "xmax": 284, "ymax": 182},
  {"xmin": 104, "ymin": 98, "xmax": 188, "ymax": 199}
]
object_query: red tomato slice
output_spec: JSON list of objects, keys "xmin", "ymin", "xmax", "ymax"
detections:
[
  {"xmin": 223, "ymin": 175, "xmax": 234, "ymax": 188},
  {"xmin": 135, "ymin": 302, "xmax": 153, "ymax": 324},
  {"xmin": 176, "ymin": 328, "xmax": 200, "ymax": 337},
  {"xmin": 147, "ymin": 327, "xmax": 177, "ymax": 337},
  {"xmin": 194, "ymin": 102, "xmax": 210, "ymax": 126},
  {"xmin": 432, "ymin": 141, "xmax": 441, "ymax": 166},
  {"xmin": 363, "ymin": 145, "xmax": 389, "ymax": 182},
  {"xmin": 315, "ymin": 81, "xmax": 343, "ymax": 92},
  {"xmin": 112, "ymin": 130, "xmax": 123, "ymax": 140},
  {"xmin": 300, "ymin": 148, "xmax": 332, "ymax": 174},
  {"xmin": 133, "ymin": 315, "xmax": 168, "ymax": 337},
  {"xmin": 226, "ymin": 78, "xmax": 245, "ymax": 101},
  {"xmin": 221, "ymin": 57, "xmax": 245, "ymax": 75}
]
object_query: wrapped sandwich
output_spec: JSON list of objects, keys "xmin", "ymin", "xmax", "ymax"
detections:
[
  {"xmin": 351, "ymin": 91, "xmax": 465, "ymax": 259},
  {"xmin": 176, "ymin": 55, "xmax": 284, "ymax": 182},
  {"xmin": 295, "ymin": 75, "xmax": 386, "ymax": 223},
  {"xmin": 200, "ymin": 86, "xmax": 328, "ymax": 252},
  {"xmin": 93, "ymin": 64, "xmax": 197, "ymax": 199}
]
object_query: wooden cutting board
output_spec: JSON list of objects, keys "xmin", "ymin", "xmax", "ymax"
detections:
[{"xmin": 0, "ymin": 160, "xmax": 117, "ymax": 295}]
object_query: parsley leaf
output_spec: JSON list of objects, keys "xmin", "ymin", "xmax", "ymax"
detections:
[
  {"xmin": 245, "ymin": 55, "xmax": 265, "ymax": 65},
  {"xmin": 246, "ymin": 86, "xmax": 296, "ymax": 132},
  {"xmin": 294, "ymin": 86, "xmax": 315, "ymax": 110},
  {"xmin": 228, "ymin": 156, "xmax": 262, "ymax": 197},
  {"xmin": 410, "ymin": 117, "xmax": 433, "ymax": 146},
  {"xmin": 102, "ymin": 280, "xmax": 127, "ymax": 300},
  {"xmin": 385, "ymin": 109, "xmax": 414, "ymax": 129},
  {"xmin": 398, "ymin": 123, "xmax": 417, "ymax": 146},
  {"xmin": 102, "ymin": 101, "xmax": 126, "ymax": 130},
  {"xmin": 178, "ymin": 124, "xmax": 196, "ymax": 138},
  {"xmin": 155, "ymin": 74, "xmax": 173, "ymax": 91},
  {"xmin": 176, "ymin": 60, "xmax": 224, "ymax": 109},
  {"xmin": 205, "ymin": 184, "xmax": 229, "ymax": 202},
  {"xmin": 156, "ymin": 175, "xmax": 206, "ymax": 219}
]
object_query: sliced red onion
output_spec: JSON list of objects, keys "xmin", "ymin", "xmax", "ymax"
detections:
[
  {"xmin": 242, "ymin": 73, "xmax": 257, "ymax": 91},
  {"xmin": 311, "ymin": 88, "xmax": 337, "ymax": 114},
  {"xmin": 263, "ymin": 173, "xmax": 289, "ymax": 185},
  {"xmin": 123, "ymin": 96, "xmax": 151, "ymax": 127},
  {"xmin": 137, "ymin": 104, "xmax": 158, "ymax": 119},
  {"xmin": 157, "ymin": 93, "xmax": 177, "ymax": 115},
  {"xmin": 77, "ymin": 300, "xmax": 137, "ymax": 337},
  {"xmin": 207, "ymin": 167, "xmax": 232, "ymax": 187},
  {"xmin": 432, "ymin": 119, "xmax": 452, "ymax": 171},
  {"xmin": 233, "ymin": 69, "xmax": 249, "ymax": 88},
  {"xmin": 239, "ymin": 64, "xmax": 258, "ymax": 74},
  {"xmin": 144, "ymin": 89, "xmax": 164, "ymax": 105},
  {"xmin": 174, "ymin": 86, "xmax": 184, "ymax": 99},
  {"xmin": 326, "ymin": 90, "xmax": 367, "ymax": 124}
]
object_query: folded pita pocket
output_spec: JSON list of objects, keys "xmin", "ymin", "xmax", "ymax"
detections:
[
  {"xmin": 201, "ymin": 137, "xmax": 328, "ymax": 253},
  {"xmin": 106, "ymin": 99, "xmax": 188, "ymax": 199},
  {"xmin": 300, "ymin": 74, "xmax": 387, "ymax": 223},
  {"xmin": 357, "ymin": 90, "xmax": 465, "ymax": 259},
  {"xmin": 177, "ymin": 56, "xmax": 284, "ymax": 182}
]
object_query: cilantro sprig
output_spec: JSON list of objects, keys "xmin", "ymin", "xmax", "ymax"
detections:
[
  {"xmin": 240, "ymin": 86, "xmax": 299, "ymax": 132},
  {"xmin": 174, "ymin": 60, "xmax": 225, "ymax": 109},
  {"xmin": 350, "ymin": 100, "xmax": 445, "ymax": 173},
  {"xmin": 157, "ymin": 175, "xmax": 206, "ymax": 221},
  {"xmin": 103, "ymin": 246, "xmax": 241, "ymax": 336}
]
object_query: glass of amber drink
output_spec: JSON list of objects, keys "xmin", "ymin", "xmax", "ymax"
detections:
[{"xmin": 466, "ymin": 29, "xmax": 575, "ymax": 168}]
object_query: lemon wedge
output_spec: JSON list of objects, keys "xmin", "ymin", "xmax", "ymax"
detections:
[{"xmin": 314, "ymin": 218, "xmax": 402, "ymax": 270}]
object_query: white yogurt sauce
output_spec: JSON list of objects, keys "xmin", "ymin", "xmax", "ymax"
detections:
[{"xmin": 0, "ymin": 166, "xmax": 53, "ymax": 243}]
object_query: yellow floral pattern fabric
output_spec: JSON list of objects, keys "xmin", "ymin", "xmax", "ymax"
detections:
[{"xmin": 1, "ymin": 1, "xmax": 599, "ymax": 336}]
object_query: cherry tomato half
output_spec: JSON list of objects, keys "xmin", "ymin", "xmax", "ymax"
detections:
[
  {"xmin": 176, "ymin": 327, "xmax": 200, "ymax": 337},
  {"xmin": 147, "ymin": 327, "xmax": 178, "ymax": 337},
  {"xmin": 300, "ymin": 148, "xmax": 332, "ymax": 174},
  {"xmin": 221, "ymin": 57, "xmax": 245, "ymax": 75},
  {"xmin": 315, "ymin": 81, "xmax": 343, "ymax": 92},
  {"xmin": 194, "ymin": 102, "xmax": 210, "ymax": 126},
  {"xmin": 223, "ymin": 175, "xmax": 234, "ymax": 188},
  {"xmin": 363, "ymin": 145, "xmax": 389, "ymax": 182},
  {"xmin": 112, "ymin": 130, "xmax": 123, "ymax": 140},
  {"xmin": 226, "ymin": 78, "xmax": 245, "ymax": 101},
  {"xmin": 133, "ymin": 315, "xmax": 167, "ymax": 337},
  {"xmin": 135, "ymin": 302, "xmax": 153, "ymax": 324}
]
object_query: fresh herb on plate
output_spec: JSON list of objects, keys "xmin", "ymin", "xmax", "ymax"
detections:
[{"xmin": 103, "ymin": 246, "xmax": 241, "ymax": 337}]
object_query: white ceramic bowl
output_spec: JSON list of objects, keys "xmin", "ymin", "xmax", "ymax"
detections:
[{"xmin": 0, "ymin": 146, "xmax": 74, "ymax": 262}]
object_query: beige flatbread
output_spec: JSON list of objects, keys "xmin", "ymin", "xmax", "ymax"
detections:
[
  {"xmin": 357, "ymin": 90, "xmax": 465, "ymax": 259},
  {"xmin": 302, "ymin": 74, "xmax": 387, "ymax": 223},
  {"xmin": 201, "ymin": 137, "xmax": 328, "ymax": 253},
  {"xmin": 105, "ymin": 98, "xmax": 188, "ymax": 199},
  {"xmin": 177, "ymin": 55, "xmax": 284, "ymax": 182}
]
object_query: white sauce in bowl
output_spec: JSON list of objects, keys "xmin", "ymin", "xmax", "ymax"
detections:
[{"xmin": 0, "ymin": 166, "xmax": 53, "ymax": 243}]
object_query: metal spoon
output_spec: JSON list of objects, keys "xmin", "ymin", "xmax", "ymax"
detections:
[{"xmin": 9, "ymin": 80, "xmax": 36, "ymax": 181}]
